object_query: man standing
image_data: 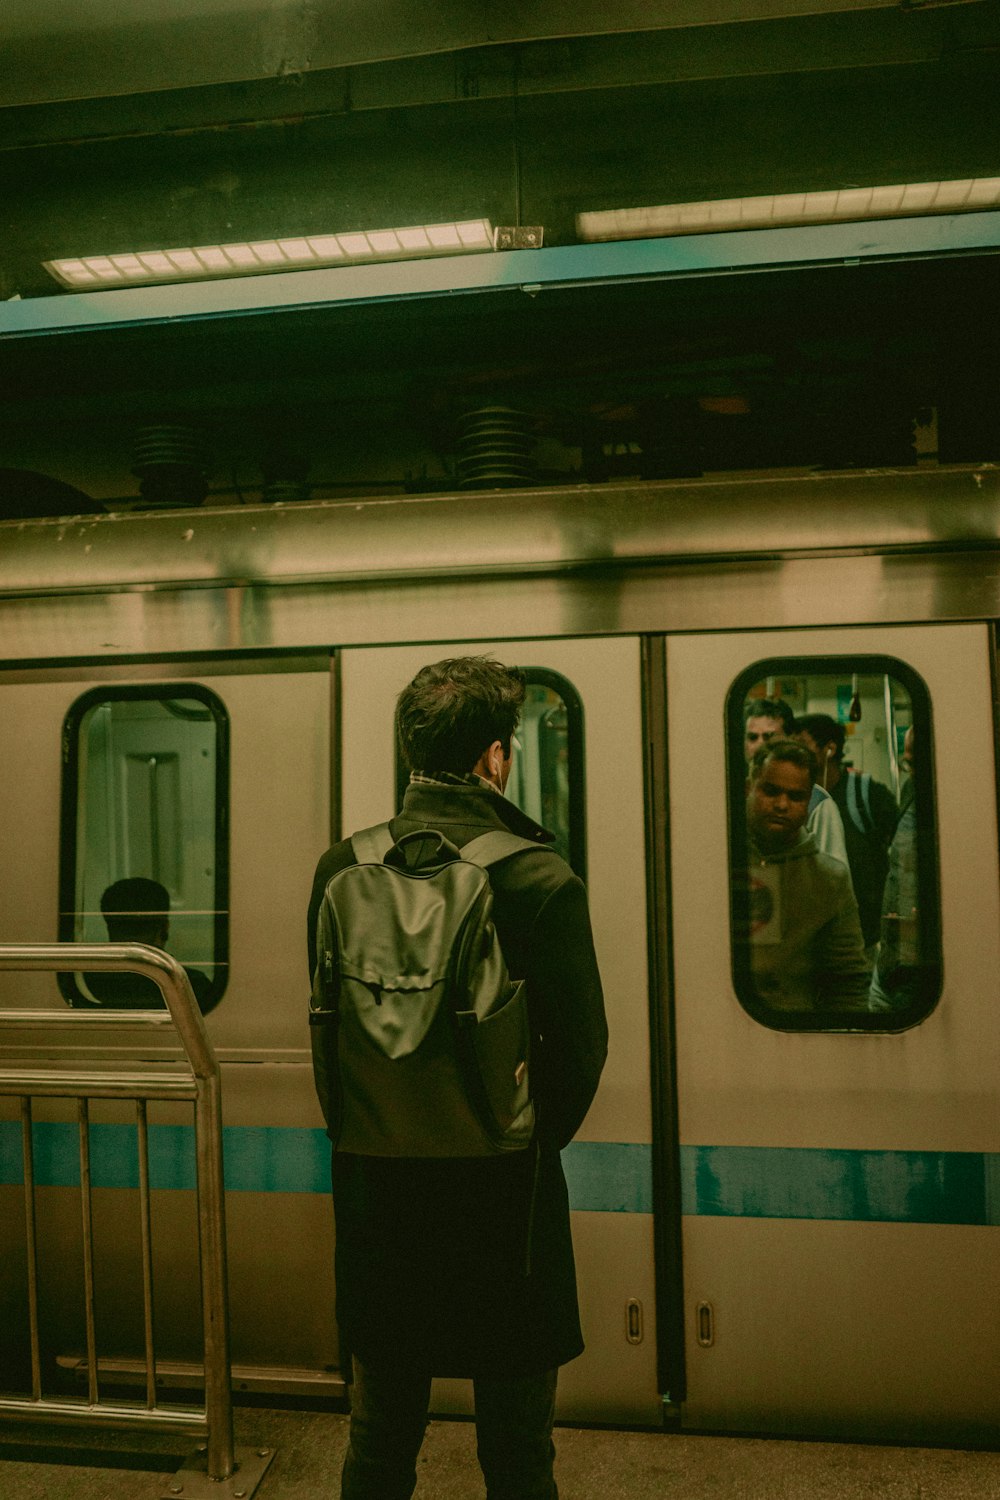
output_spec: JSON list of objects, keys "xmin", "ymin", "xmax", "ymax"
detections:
[
  {"xmin": 743, "ymin": 741, "xmax": 870, "ymax": 1012},
  {"xmin": 794, "ymin": 713, "xmax": 897, "ymax": 962},
  {"xmin": 80, "ymin": 877, "xmax": 217, "ymax": 1013},
  {"xmin": 307, "ymin": 656, "xmax": 607, "ymax": 1500},
  {"xmin": 743, "ymin": 696, "xmax": 796, "ymax": 761},
  {"xmin": 871, "ymin": 727, "xmax": 921, "ymax": 1010},
  {"xmin": 743, "ymin": 698, "xmax": 848, "ymax": 868}
]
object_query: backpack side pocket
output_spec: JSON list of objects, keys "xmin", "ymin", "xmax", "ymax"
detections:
[
  {"xmin": 310, "ymin": 898, "xmax": 341, "ymax": 1137},
  {"xmin": 457, "ymin": 978, "xmax": 535, "ymax": 1149}
]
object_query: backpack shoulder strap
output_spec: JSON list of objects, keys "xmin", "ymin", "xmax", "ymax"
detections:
[
  {"xmin": 461, "ymin": 830, "xmax": 546, "ymax": 869},
  {"xmin": 350, "ymin": 822, "xmax": 394, "ymax": 866}
]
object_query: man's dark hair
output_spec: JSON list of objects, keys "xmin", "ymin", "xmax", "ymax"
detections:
[
  {"xmin": 743, "ymin": 696, "xmax": 795, "ymax": 733},
  {"xmin": 100, "ymin": 877, "xmax": 170, "ymax": 942},
  {"xmin": 396, "ymin": 656, "xmax": 527, "ymax": 774},
  {"xmin": 795, "ymin": 712, "xmax": 846, "ymax": 762},
  {"xmin": 749, "ymin": 738, "xmax": 818, "ymax": 785}
]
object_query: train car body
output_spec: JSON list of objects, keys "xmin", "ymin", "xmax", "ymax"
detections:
[{"xmin": 2, "ymin": 464, "xmax": 999, "ymax": 1443}]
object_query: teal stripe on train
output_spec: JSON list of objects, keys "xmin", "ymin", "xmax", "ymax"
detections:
[
  {"xmin": 0, "ymin": 1124, "xmax": 645, "ymax": 1203},
  {"xmin": 681, "ymin": 1145, "xmax": 1000, "ymax": 1226},
  {"xmin": 0, "ymin": 1122, "xmax": 329, "ymax": 1194},
  {"xmin": 2, "ymin": 1124, "xmax": 999, "ymax": 1224}
]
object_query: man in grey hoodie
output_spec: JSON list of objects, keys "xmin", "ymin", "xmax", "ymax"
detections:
[{"xmin": 745, "ymin": 741, "xmax": 870, "ymax": 1013}]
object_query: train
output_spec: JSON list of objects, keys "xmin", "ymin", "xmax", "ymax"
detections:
[{"xmin": 2, "ymin": 459, "xmax": 999, "ymax": 1445}]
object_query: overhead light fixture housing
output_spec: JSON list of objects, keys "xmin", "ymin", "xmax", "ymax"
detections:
[
  {"xmin": 44, "ymin": 218, "xmax": 495, "ymax": 290},
  {"xmin": 577, "ymin": 178, "xmax": 1000, "ymax": 242}
]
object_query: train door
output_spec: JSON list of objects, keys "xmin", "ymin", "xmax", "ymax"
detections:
[
  {"xmin": 665, "ymin": 623, "xmax": 1000, "ymax": 1440},
  {"xmin": 340, "ymin": 637, "xmax": 661, "ymax": 1423},
  {"xmin": 0, "ymin": 658, "xmax": 337, "ymax": 1392}
]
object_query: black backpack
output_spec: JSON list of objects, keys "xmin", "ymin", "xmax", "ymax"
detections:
[{"xmin": 310, "ymin": 823, "xmax": 540, "ymax": 1156}]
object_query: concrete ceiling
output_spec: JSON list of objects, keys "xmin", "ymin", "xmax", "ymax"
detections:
[{"xmin": 0, "ymin": 0, "xmax": 947, "ymax": 108}]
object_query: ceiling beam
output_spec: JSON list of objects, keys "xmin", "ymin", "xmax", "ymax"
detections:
[{"xmin": 0, "ymin": 0, "xmax": 956, "ymax": 110}]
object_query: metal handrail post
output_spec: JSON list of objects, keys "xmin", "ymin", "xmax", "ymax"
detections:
[
  {"xmin": 0, "ymin": 943, "xmax": 236, "ymax": 1482},
  {"xmin": 195, "ymin": 1065, "xmax": 234, "ymax": 1481}
]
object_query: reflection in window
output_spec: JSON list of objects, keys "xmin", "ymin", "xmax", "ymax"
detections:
[
  {"xmin": 504, "ymin": 674, "xmax": 585, "ymax": 876},
  {"xmin": 729, "ymin": 660, "xmax": 940, "ymax": 1031},
  {"xmin": 59, "ymin": 688, "xmax": 229, "ymax": 1013}
]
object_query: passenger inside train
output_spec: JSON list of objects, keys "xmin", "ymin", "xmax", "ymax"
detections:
[
  {"xmin": 734, "ymin": 665, "xmax": 940, "ymax": 1028},
  {"xmin": 742, "ymin": 697, "xmax": 849, "ymax": 867},
  {"xmin": 794, "ymin": 713, "xmax": 897, "ymax": 965},
  {"xmin": 870, "ymin": 727, "xmax": 921, "ymax": 1012},
  {"xmin": 742, "ymin": 697, "xmax": 795, "ymax": 761},
  {"xmin": 742, "ymin": 739, "xmax": 870, "ymax": 1012},
  {"xmin": 78, "ymin": 876, "xmax": 217, "ymax": 1013}
]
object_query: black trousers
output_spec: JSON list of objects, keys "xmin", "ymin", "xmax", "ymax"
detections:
[{"xmin": 340, "ymin": 1359, "xmax": 559, "ymax": 1500}]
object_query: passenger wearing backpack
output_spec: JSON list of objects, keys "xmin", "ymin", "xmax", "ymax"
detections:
[
  {"xmin": 306, "ymin": 656, "xmax": 608, "ymax": 1500},
  {"xmin": 795, "ymin": 713, "xmax": 898, "ymax": 964}
]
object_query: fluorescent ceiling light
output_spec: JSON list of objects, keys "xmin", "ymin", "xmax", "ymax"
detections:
[
  {"xmin": 44, "ymin": 219, "xmax": 495, "ymax": 290},
  {"xmin": 166, "ymin": 249, "xmax": 201, "ymax": 272},
  {"xmin": 277, "ymin": 238, "xmax": 313, "ymax": 260},
  {"xmin": 194, "ymin": 247, "xmax": 229, "ymax": 271},
  {"xmin": 577, "ymin": 179, "xmax": 1000, "ymax": 242},
  {"xmin": 305, "ymin": 235, "xmax": 344, "ymax": 259},
  {"xmin": 135, "ymin": 252, "xmax": 170, "ymax": 274}
]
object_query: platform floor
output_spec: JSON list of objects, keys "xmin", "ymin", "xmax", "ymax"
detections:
[{"xmin": 2, "ymin": 1406, "xmax": 1000, "ymax": 1500}]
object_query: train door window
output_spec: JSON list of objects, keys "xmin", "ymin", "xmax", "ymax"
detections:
[
  {"xmin": 727, "ymin": 657, "xmax": 941, "ymax": 1031},
  {"xmin": 59, "ymin": 685, "xmax": 229, "ymax": 1012},
  {"xmin": 506, "ymin": 671, "xmax": 585, "ymax": 876},
  {"xmin": 394, "ymin": 667, "xmax": 586, "ymax": 879}
]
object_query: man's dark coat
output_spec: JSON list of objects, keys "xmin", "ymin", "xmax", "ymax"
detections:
[{"xmin": 307, "ymin": 780, "xmax": 608, "ymax": 1377}]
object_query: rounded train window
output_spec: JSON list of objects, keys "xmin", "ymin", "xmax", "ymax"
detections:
[
  {"xmin": 505, "ymin": 670, "xmax": 585, "ymax": 879},
  {"xmin": 727, "ymin": 657, "xmax": 941, "ymax": 1032},
  {"xmin": 59, "ymin": 684, "xmax": 229, "ymax": 1013}
]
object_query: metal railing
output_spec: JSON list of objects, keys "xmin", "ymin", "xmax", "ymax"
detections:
[{"xmin": 0, "ymin": 943, "xmax": 235, "ymax": 1482}]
